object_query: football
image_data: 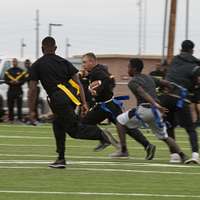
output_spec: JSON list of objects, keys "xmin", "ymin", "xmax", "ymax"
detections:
[{"xmin": 88, "ymin": 80, "xmax": 102, "ymax": 91}]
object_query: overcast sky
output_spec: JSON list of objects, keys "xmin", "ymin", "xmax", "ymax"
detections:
[{"xmin": 0, "ymin": 0, "xmax": 200, "ymax": 60}]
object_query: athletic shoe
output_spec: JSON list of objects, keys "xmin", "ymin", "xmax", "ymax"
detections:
[
  {"xmin": 184, "ymin": 152, "xmax": 200, "ymax": 164},
  {"xmin": 180, "ymin": 153, "xmax": 189, "ymax": 163},
  {"xmin": 103, "ymin": 130, "xmax": 120, "ymax": 150},
  {"xmin": 48, "ymin": 159, "xmax": 66, "ymax": 169},
  {"xmin": 93, "ymin": 142, "xmax": 110, "ymax": 152},
  {"xmin": 169, "ymin": 153, "xmax": 181, "ymax": 163},
  {"xmin": 109, "ymin": 151, "xmax": 129, "ymax": 158},
  {"xmin": 145, "ymin": 144, "xmax": 156, "ymax": 160}
]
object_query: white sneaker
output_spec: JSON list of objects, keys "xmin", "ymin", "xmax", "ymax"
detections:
[
  {"xmin": 169, "ymin": 153, "xmax": 181, "ymax": 163},
  {"xmin": 185, "ymin": 152, "xmax": 200, "ymax": 164}
]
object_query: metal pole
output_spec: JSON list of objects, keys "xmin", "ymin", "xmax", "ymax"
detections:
[
  {"xmin": 65, "ymin": 38, "xmax": 71, "ymax": 58},
  {"xmin": 20, "ymin": 38, "xmax": 25, "ymax": 58},
  {"xmin": 162, "ymin": 0, "xmax": 169, "ymax": 62},
  {"xmin": 138, "ymin": 0, "xmax": 142, "ymax": 55},
  {"xmin": 185, "ymin": 0, "xmax": 189, "ymax": 39},
  {"xmin": 35, "ymin": 9, "xmax": 40, "ymax": 59},
  {"xmin": 143, "ymin": 0, "xmax": 147, "ymax": 53},
  {"xmin": 48, "ymin": 24, "xmax": 52, "ymax": 36},
  {"xmin": 48, "ymin": 23, "xmax": 63, "ymax": 36}
]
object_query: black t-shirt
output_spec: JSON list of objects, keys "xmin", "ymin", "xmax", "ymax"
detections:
[
  {"xmin": 166, "ymin": 52, "xmax": 200, "ymax": 91},
  {"xmin": 88, "ymin": 64, "xmax": 115, "ymax": 102},
  {"xmin": 30, "ymin": 54, "xmax": 78, "ymax": 96}
]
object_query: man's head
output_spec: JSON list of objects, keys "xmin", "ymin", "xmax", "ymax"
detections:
[
  {"xmin": 128, "ymin": 58, "xmax": 144, "ymax": 77},
  {"xmin": 82, "ymin": 52, "xmax": 97, "ymax": 72},
  {"xmin": 24, "ymin": 59, "xmax": 31, "ymax": 68},
  {"xmin": 12, "ymin": 58, "xmax": 18, "ymax": 68},
  {"xmin": 181, "ymin": 40, "xmax": 194, "ymax": 54},
  {"xmin": 41, "ymin": 37, "xmax": 57, "ymax": 54}
]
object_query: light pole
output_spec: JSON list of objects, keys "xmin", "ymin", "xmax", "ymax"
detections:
[
  {"xmin": 162, "ymin": 0, "xmax": 169, "ymax": 62},
  {"xmin": 20, "ymin": 38, "xmax": 26, "ymax": 58},
  {"xmin": 65, "ymin": 38, "xmax": 71, "ymax": 58},
  {"xmin": 185, "ymin": 0, "xmax": 190, "ymax": 39},
  {"xmin": 35, "ymin": 9, "xmax": 40, "ymax": 59},
  {"xmin": 48, "ymin": 23, "xmax": 63, "ymax": 36}
]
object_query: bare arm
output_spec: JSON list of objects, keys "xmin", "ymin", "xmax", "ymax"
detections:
[
  {"xmin": 136, "ymin": 86, "xmax": 168, "ymax": 113},
  {"xmin": 72, "ymin": 73, "xmax": 88, "ymax": 115},
  {"xmin": 28, "ymin": 80, "xmax": 38, "ymax": 119}
]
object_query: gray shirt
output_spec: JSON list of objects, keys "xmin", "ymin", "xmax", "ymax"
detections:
[{"xmin": 128, "ymin": 74, "xmax": 158, "ymax": 105}]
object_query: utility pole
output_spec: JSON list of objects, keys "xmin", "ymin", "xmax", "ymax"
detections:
[
  {"xmin": 143, "ymin": 0, "xmax": 147, "ymax": 53},
  {"xmin": 65, "ymin": 38, "xmax": 71, "ymax": 58},
  {"xmin": 137, "ymin": 0, "xmax": 142, "ymax": 55},
  {"xmin": 35, "ymin": 9, "xmax": 40, "ymax": 59},
  {"xmin": 48, "ymin": 23, "xmax": 63, "ymax": 36},
  {"xmin": 167, "ymin": 0, "xmax": 177, "ymax": 64},
  {"xmin": 185, "ymin": 0, "xmax": 189, "ymax": 39},
  {"xmin": 162, "ymin": 0, "xmax": 169, "ymax": 62},
  {"xmin": 20, "ymin": 38, "xmax": 26, "ymax": 58}
]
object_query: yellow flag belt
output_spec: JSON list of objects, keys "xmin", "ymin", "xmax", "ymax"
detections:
[{"xmin": 57, "ymin": 79, "xmax": 81, "ymax": 106}]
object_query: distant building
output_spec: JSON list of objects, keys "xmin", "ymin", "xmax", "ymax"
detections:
[{"xmin": 73, "ymin": 54, "xmax": 162, "ymax": 109}]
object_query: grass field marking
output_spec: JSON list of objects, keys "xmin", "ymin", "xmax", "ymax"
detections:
[
  {"xmin": 0, "ymin": 190, "xmax": 200, "ymax": 198},
  {"xmin": 0, "ymin": 135, "xmax": 190, "ymax": 144},
  {"xmin": 0, "ymin": 153, "xmax": 167, "ymax": 161},
  {"xmin": 0, "ymin": 160, "xmax": 199, "ymax": 169},
  {"xmin": 0, "ymin": 143, "xmax": 191, "ymax": 150},
  {"xmin": 0, "ymin": 124, "xmax": 51, "ymax": 128},
  {"xmin": 0, "ymin": 128, "xmax": 188, "ymax": 138},
  {"xmin": 0, "ymin": 135, "xmax": 52, "ymax": 139},
  {"xmin": 0, "ymin": 165, "xmax": 200, "ymax": 175}
]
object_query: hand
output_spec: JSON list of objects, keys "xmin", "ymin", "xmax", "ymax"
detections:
[
  {"xmin": 81, "ymin": 103, "xmax": 89, "ymax": 117},
  {"xmin": 154, "ymin": 102, "xmax": 168, "ymax": 114},
  {"xmin": 90, "ymin": 89, "xmax": 97, "ymax": 96}
]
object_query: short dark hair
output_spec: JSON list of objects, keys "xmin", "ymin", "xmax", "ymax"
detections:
[
  {"xmin": 181, "ymin": 40, "xmax": 194, "ymax": 52},
  {"xmin": 129, "ymin": 58, "xmax": 144, "ymax": 72},
  {"xmin": 82, "ymin": 52, "xmax": 97, "ymax": 60},
  {"xmin": 42, "ymin": 37, "xmax": 56, "ymax": 47}
]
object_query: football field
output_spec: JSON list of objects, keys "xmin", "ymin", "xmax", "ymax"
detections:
[{"xmin": 0, "ymin": 124, "xmax": 199, "ymax": 200}]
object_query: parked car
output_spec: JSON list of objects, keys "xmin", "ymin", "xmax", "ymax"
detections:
[{"xmin": 0, "ymin": 57, "xmax": 82, "ymax": 118}]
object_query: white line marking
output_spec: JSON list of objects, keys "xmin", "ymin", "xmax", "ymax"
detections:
[
  {"xmin": 0, "ymin": 160, "xmax": 199, "ymax": 168},
  {"xmin": 0, "ymin": 135, "xmax": 190, "ymax": 144},
  {"xmin": 0, "ymin": 135, "xmax": 52, "ymax": 139},
  {"xmin": 0, "ymin": 143, "xmax": 191, "ymax": 150},
  {"xmin": 0, "ymin": 166, "xmax": 200, "ymax": 175},
  {"xmin": 0, "ymin": 153, "xmax": 166, "ymax": 160},
  {"xmin": 0, "ymin": 190, "xmax": 200, "ymax": 198}
]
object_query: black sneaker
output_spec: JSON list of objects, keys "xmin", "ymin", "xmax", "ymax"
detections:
[
  {"xmin": 48, "ymin": 159, "xmax": 66, "ymax": 169},
  {"xmin": 180, "ymin": 154, "xmax": 189, "ymax": 164},
  {"xmin": 145, "ymin": 144, "xmax": 156, "ymax": 160},
  {"xmin": 103, "ymin": 130, "xmax": 120, "ymax": 150},
  {"xmin": 94, "ymin": 142, "xmax": 110, "ymax": 152}
]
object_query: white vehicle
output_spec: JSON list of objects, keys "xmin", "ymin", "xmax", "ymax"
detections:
[
  {"xmin": 0, "ymin": 57, "xmax": 82, "ymax": 116},
  {"xmin": 0, "ymin": 58, "xmax": 50, "ymax": 115}
]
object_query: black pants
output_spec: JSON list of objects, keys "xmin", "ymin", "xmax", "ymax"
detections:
[
  {"xmin": 7, "ymin": 90, "xmax": 23, "ymax": 121},
  {"xmin": 159, "ymin": 95, "xmax": 199, "ymax": 153},
  {"xmin": 50, "ymin": 90, "xmax": 107, "ymax": 159},
  {"xmin": 81, "ymin": 100, "xmax": 150, "ymax": 148}
]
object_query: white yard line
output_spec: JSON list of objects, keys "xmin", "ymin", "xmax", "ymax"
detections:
[
  {"xmin": 0, "ymin": 153, "xmax": 164, "ymax": 160},
  {"xmin": 0, "ymin": 160, "xmax": 199, "ymax": 169},
  {"xmin": 0, "ymin": 165, "xmax": 199, "ymax": 175},
  {"xmin": 0, "ymin": 143, "xmax": 191, "ymax": 150},
  {"xmin": 0, "ymin": 135, "xmax": 190, "ymax": 144},
  {"xmin": 0, "ymin": 190, "xmax": 200, "ymax": 198}
]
